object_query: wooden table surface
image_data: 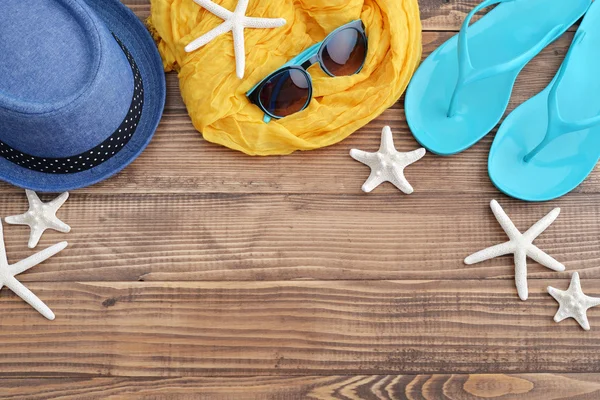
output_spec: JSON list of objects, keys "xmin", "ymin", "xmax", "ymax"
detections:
[{"xmin": 2, "ymin": 1, "xmax": 600, "ymax": 399}]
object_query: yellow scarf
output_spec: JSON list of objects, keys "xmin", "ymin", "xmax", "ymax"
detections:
[{"xmin": 148, "ymin": 0, "xmax": 422, "ymax": 155}]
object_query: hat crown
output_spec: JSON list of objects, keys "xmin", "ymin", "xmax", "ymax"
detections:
[
  {"xmin": 0, "ymin": 0, "xmax": 134, "ymax": 157},
  {"xmin": 0, "ymin": 0, "xmax": 100, "ymax": 110}
]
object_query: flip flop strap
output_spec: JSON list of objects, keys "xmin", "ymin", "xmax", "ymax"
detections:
[
  {"xmin": 525, "ymin": 30, "xmax": 600, "ymax": 162},
  {"xmin": 448, "ymin": 0, "xmax": 564, "ymax": 117}
]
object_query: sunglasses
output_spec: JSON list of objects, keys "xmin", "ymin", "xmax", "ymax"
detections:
[{"xmin": 247, "ymin": 20, "xmax": 368, "ymax": 123}]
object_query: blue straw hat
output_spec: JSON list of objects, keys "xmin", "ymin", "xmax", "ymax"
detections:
[{"xmin": 0, "ymin": 0, "xmax": 166, "ymax": 192}]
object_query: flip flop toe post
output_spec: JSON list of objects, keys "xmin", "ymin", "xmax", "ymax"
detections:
[
  {"xmin": 405, "ymin": 0, "xmax": 591, "ymax": 155},
  {"xmin": 489, "ymin": 1, "xmax": 600, "ymax": 201}
]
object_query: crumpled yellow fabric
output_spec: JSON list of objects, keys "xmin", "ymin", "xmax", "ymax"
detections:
[{"xmin": 148, "ymin": 0, "xmax": 421, "ymax": 155}]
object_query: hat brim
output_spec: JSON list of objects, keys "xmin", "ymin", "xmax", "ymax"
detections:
[{"xmin": 0, "ymin": 0, "xmax": 166, "ymax": 192}]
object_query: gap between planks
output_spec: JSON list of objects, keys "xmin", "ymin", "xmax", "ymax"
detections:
[{"xmin": 1, "ymin": 374, "xmax": 600, "ymax": 399}]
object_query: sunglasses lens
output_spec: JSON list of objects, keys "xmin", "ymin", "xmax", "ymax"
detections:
[
  {"xmin": 322, "ymin": 28, "xmax": 366, "ymax": 76},
  {"xmin": 259, "ymin": 69, "xmax": 310, "ymax": 118}
]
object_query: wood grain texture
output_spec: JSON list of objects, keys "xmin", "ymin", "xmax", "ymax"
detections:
[
  {"xmin": 2, "ymin": 374, "xmax": 600, "ymax": 399},
  {"xmin": 1, "ymin": 280, "xmax": 600, "ymax": 376},
  {"xmin": 1, "ymin": 0, "xmax": 598, "ymax": 396},
  {"xmin": 1, "ymin": 192, "xmax": 599, "ymax": 282},
  {"xmin": 419, "ymin": 0, "xmax": 479, "ymax": 31}
]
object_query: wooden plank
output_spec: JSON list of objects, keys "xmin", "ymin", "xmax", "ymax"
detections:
[
  {"xmin": 0, "ymin": 32, "xmax": 579, "ymax": 196},
  {"xmin": 419, "ymin": 0, "xmax": 479, "ymax": 31},
  {"xmin": 2, "ymin": 374, "xmax": 600, "ymax": 399},
  {"xmin": 121, "ymin": 0, "xmax": 151, "ymax": 20},
  {"xmin": 1, "ymin": 192, "xmax": 599, "ymax": 282},
  {"xmin": 1, "ymin": 280, "xmax": 600, "ymax": 376},
  {"xmin": 3, "ymin": 0, "xmax": 594, "ymax": 386}
]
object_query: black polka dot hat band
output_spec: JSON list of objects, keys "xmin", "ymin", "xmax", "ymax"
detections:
[
  {"xmin": 0, "ymin": 0, "xmax": 166, "ymax": 192},
  {"xmin": 0, "ymin": 35, "xmax": 143, "ymax": 174}
]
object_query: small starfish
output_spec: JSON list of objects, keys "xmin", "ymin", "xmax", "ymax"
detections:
[
  {"xmin": 548, "ymin": 272, "xmax": 600, "ymax": 331},
  {"xmin": 465, "ymin": 200, "xmax": 565, "ymax": 301},
  {"xmin": 350, "ymin": 126, "xmax": 426, "ymax": 194},
  {"xmin": 5, "ymin": 190, "xmax": 71, "ymax": 249},
  {"xmin": 0, "ymin": 222, "xmax": 67, "ymax": 320},
  {"xmin": 185, "ymin": 0, "xmax": 286, "ymax": 79}
]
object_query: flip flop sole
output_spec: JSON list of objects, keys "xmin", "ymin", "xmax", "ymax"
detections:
[
  {"xmin": 405, "ymin": 0, "xmax": 591, "ymax": 156},
  {"xmin": 489, "ymin": 2, "xmax": 600, "ymax": 202}
]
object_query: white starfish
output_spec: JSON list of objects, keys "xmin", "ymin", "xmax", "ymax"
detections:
[
  {"xmin": 548, "ymin": 272, "xmax": 600, "ymax": 331},
  {"xmin": 465, "ymin": 200, "xmax": 565, "ymax": 301},
  {"xmin": 0, "ymin": 222, "xmax": 67, "ymax": 320},
  {"xmin": 5, "ymin": 190, "xmax": 71, "ymax": 249},
  {"xmin": 350, "ymin": 126, "xmax": 425, "ymax": 194},
  {"xmin": 185, "ymin": 0, "xmax": 286, "ymax": 79}
]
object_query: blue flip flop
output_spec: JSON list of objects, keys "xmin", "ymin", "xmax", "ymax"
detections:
[
  {"xmin": 404, "ymin": 0, "xmax": 591, "ymax": 155},
  {"xmin": 489, "ymin": 2, "xmax": 600, "ymax": 202}
]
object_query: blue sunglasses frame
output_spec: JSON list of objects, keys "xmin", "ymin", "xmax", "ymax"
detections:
[{"xmin": 247, "ymin": 20, "xmax": 367, "ymax": 123}]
